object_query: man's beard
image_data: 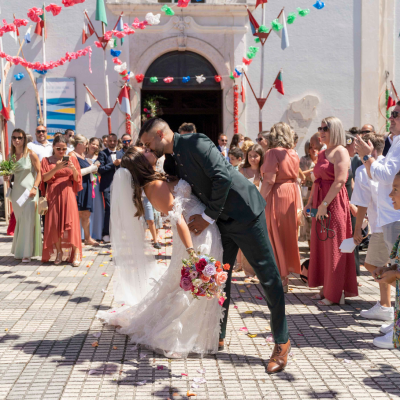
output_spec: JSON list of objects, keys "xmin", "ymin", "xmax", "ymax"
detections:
[{"xmin": 154, "ymin": 148, "xmax": 164, "ymax": 158}]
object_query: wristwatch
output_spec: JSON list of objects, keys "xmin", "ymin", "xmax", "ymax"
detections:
[
  {"xmin": 322, "ymin": 201, "xmax": 328, "ymax": 207},
  {"xmin": 363, "ymin": 154, "xmax": 372, "ymax": 163},
  {"xmin": 33, "ymin": 186, "xmax": 38, "ymax": 190}
]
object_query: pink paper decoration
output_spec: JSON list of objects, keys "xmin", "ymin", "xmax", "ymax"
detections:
[
  {"xmin": 132, "ymin": 18, "xmax": 147, "ymax": 30},
  {"xmin": 214, "ymin": 75, "xmax": 222, "ymax": 83},
  {"xmin": 94, "ymin": 41, "xmax": 102, "ymax": 48},
  {"xmin": 135, "ymin": 74, "xmax": 144, "ymax": 83},
  {"xmin": 1, "ymin": 20, "xmax": 16, "ymax": 33},
  {"xmin": 113, "ymin": 57, "xmax": 122, "ymax": 65},
  {"xmin": 45, "ymin": 4, "xmax": 62, "ymax": 16},
  {"xmin": 163, "ymin": 77, "xmax": 174, "ymax": 83},
  {"xmin": 13, "ymin": 19, "xmax": 28, "ymax": 28},
  {"xmin": 177, "ymin": 0, "xmax": 190, "ymax": 7},
  {"xmin": 113, "ymin": 31, "xmax": 126, "ymax": 39},
  {"xmin": 27, "ymin": 7, "xmax": 43, "ymax": 23}
]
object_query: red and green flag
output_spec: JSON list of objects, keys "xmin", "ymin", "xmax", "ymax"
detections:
[
  {"xmin": 34, "ymin": 5, "xmax": 46, "ymax": 38},
  {"xmin": 0, "ymin": 93, "xmax": 10, "ymax": 121},
  {"xmin": 274, "ymin": 70, "xmax": 284, "ymax": 95}
]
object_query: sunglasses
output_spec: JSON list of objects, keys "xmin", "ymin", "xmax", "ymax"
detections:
[
  {"xmin": 12, "ymin": 136, "xmax": 24, "ymax": 140},
  {"xmin": 256, "ymin": 138, "xmax": 263, "ymax": 142},
  {"xmin": 360, "ymin": 130, "xmax": 372, "ymax": 134},
  {"xmin": 220, "ymin": 140, "xmax": 228, "ymax": 143},
  {"xmin": 36, "ymin": 130, "xmax": 46, "ymax": 133},
  {"xmin": 122, "ymin": 140, "xmax": 132, "ymax": 144},
  {"xmin": 55, "ymin": 147, "xmax": 67, "ymax": 152},
  {"xmin": 391, "ymin": 111, "xmax": 399, "ymax": 119},
  {"xmin": 318, "ymin": 126, "xmax": 329, "ymax": 132}
]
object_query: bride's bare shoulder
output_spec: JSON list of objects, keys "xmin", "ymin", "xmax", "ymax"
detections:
[{"xmin": 144, "ymin": 180, "xmax": 175, "ymax": 214}]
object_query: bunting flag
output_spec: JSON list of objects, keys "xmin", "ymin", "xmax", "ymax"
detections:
[
  {"xmin": 274, "ymin": 70, "xmax": 284, "ymax": 95},
  {"xmin": 96, "ymin": 0, "xmax": 108, "ymax": 26},
  {"xmin": 247, "ymin": 9, "xmax": 259, "ymax": 35},
  {"xmin": 275, "ymin": 10, "xmax": 289, "ymax": 50},
  {"xmin": 34, "ymin": 5, "xmax": 46, "ymax": 38},
  {"xmin": 117, "ymin": 85, "xmax": 131, "ymax": 116},
  {"xmin": 116, "ymin": 16, "xmax": 124, "ymax": 45},
  {"xmin": 387, "ymin": 90, "xmax": 396, "ymax": 110},
  {"xmin": 255, "ymin": 0, "xmax": 268, "ymax": 8},
  {"xmin": 84, "ymin": 91, "xmax": 92, "ymax": 114},
  {"xmin": 24, "ymin": 26, "xmax": 31, "ymax": 43},
  {"xmin": 82, "ymin": 14, "xmax": 95, "ymax": 44},
  {"xmin": 0, "ymin": 94, "xmax": 10, "ymax": 121},
  {"xmin": 8, "ymin": 88, "xmax": 15, "ymax": 126}
]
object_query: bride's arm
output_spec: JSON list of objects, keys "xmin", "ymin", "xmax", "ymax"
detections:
[{"xmin": 146, "ymin": 181, "xmax": 194, "ymax": 251}]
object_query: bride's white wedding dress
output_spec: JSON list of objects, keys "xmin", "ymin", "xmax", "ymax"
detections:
[{"xmin": 97, "ymin": 178, "xmax": 224, "ymax": 357}]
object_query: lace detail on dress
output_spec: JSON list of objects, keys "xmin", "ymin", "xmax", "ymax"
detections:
[{"xmin": 164, "ymin": 180, "xmax": 192, "ymax": 224}]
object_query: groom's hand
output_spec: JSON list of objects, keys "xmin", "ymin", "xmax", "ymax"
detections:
[{"xmin": 188, "ymin": 214, "xmax": 209, "ymax": 236}]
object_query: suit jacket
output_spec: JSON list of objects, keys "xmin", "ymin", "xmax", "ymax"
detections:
[
  {"xmin": 383, "ymin": 136, "xmax": 392, "ymax": 157},
  {"xmin": 165, "ymin": 132, "xmax": 265, "ymax": 223},
  {"xmin": 98, "ymin": 148, "xmax": 124, "ymax": 192},
  {"xmin": 217, "ymin": 145, "xmax": 230, "ymax": 163}
]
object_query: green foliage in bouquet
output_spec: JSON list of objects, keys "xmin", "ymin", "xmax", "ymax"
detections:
[
  {"xmin": 0, "ymin": 154, "xmax": 17, "ymax": 176},
  {"xmin": 141, "ymin": 95, "xmax": 166, "ymax": 122}
]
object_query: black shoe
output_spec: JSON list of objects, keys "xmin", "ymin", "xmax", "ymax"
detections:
[{"xmin": 153, "ymin": 242, "xmax": 162, "ymax": 249}]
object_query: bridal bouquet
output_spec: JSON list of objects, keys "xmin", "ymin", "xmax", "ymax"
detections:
[
  {"xmin": 0, "ymin": 155, "xmax": 17, "ymax": 176},
  {"xmin": 180, "ymin": 254, "xmax": 230, "ymax": 305}
]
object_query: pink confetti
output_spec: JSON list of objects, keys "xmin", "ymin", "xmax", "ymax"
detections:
[
  {"xmin": 232, "ymin": 279, "xmax": 238, "ymax": 281},
  {"xmin": 181, "ymin": 373, "xmax": 188, "ymax": 376},
  {"xmin": 266, "ymin": 335, "xmax": 274, "ymax": 343},
  {"xmin": 239, "ymin": 327, "xmax": 248, "ymax": 332},
  {"xmin": 255, "ymin": 296, "xmax": 263, "ymax": 300},
  {"xmin": 157, "ymin": 365, "xmax": 164, "ymax": 370},
  {"xmin": 297, "ymin": 334, "xmax": 304, "ymax": 336},
  {"xmin": 234, "ymin": 306, "xmax": 238, "ymax": 309}
]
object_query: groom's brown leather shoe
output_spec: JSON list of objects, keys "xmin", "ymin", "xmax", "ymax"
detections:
[
  {"xmin": 267, "ymin": 340, "xmax": 291, "ymax": 374},
  {"xmin": 218, "ymin": 339, "xmax": 224, "ymax": 351}
]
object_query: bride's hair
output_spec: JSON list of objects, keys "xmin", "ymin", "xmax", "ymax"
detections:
[{"xmin": 121, "ymin": 146, "xmax": 168, "ymax": 217}]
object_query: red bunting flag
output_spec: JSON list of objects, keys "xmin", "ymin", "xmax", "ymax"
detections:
[
  {"xmin": 255, "ymin": 0, "xmax": 268, "ymax": 8},
  {"xmin": 34, "ymin": 5, "xmax": 47, "ymax": 38},
  {"xmin": 274, "ymin": 70, "xmax": 284, "ymax": 95},
  {"xmin": 0, "ymin": 93, "xmax": 10, "ymax": 121},
  {"xmin": 387, "ymin": 90, "xmax": 396, "ymax": 110},
  {"xmin": 82, "ymin": 14, "xmax": 95, "ymax": 44}
]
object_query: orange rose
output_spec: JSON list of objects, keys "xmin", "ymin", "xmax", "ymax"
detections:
[
  {"xmin": 223, "ymin": 263, "xmax": 231, "ymax": 271},
  {"xmin": 216, "ymin": 268, "xmax": 223, "ymax": 273},
  {"xmin": 201, "ymin": 274, "xmax": 211, "ymax": 283},
  {"xmin": 215, "ymin": 271, "xmax": 228, "ymax": 286},
  {"xmin": 215, "ymin": 261, "xmax": 221, "ymax": 268}
]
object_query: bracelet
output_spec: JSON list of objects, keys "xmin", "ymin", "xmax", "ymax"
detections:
[
  {"xmin": 33, "ymin": 186, "xmax": 38, "ymax": 190},
  {"xmin": 186, "ymin": 247, "xmax": 195, "ymax": 253}
]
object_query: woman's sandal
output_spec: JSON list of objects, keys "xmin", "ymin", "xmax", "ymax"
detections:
[
  {"xmin": 54, "ymin": 251, "xmax": 63, "ymax": 265},
  {"xmin": 72, "ymin": 251, "xmax": 81, "ymax": 267},
  {"xmin": 85, "ymin": 239, "xmax": 99, "ymax": 247},
  {"xmin": 317, "ymin": 293, "xmax": 345, "ymax": 306},
  {"xmin": 311, "ymin": 293, "xmax": 324, "ymax": 300}
]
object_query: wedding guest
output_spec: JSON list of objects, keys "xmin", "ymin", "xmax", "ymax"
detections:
[
  {"xmin": 228, "ymin": 147, "xmax": 244, "ymax": 171},
  {"xmin": 238, "ymin": 144, "xmax": 264, "ymax": 281},
  {"xmin": 261, "ymin": 123, "xmax": 301, "ymax": 291},
  {"xmin": 178, "ymin": 122, "xmax": 196, "ymax": 135},
  {"xmin": 27, "ymin": 125, "xmax": 53, "ymax": 161},
  {"xmin": 41, "ymin": 135, "xmax": 82, "ymax": 266},
  {"xmin": 241, "ymin": 139, "xmax": 255, "ymax": 154},
  {"xmin": 26, "ymin": 134, "xmax": 33, "ymax": 144},
  {"xmin": 293, "ymin": 132, "xmax": 299, "ymax": 149},
  {"xmin": 359, "ymin": 124, "xmax": 375, "ymax": 136},
  {"xmin": 54, "ymin": 132, "xmax": 62, "ymax": 139},
  {"xmin": 384, "ymin": 133, "xmax": 394, "ymax": 157},
  {"xmin": 64, "ymin": 129, "xmax": 75, "ymax": 154},
  {"xmin": 355, "ymin": 103, "xmax": 400, "ymax": 302},
  {"xmin": 230, "ymin": 133, "xmax": 244, "ymax": 149},
  {"xmin": 256, "ymin": 131, "xmax": 270, "ymax": 151},
  {"xmin": 217, "ymin": 134, "xmax": 229, "ymax": 161},
  {"xmin": 98, "ymin": 133, "xmax": 124, "ymax": 243},
  {"xmin": 6, "ymin": 129, "xmax": 41, "ymax": 262},
  {"xmin": 102, "ymin": 135, "xmax": 109, "ymax": 149},
  {"xmin": 305, "ymin": 117, "xmax": 358, "ymax": 305},
  {"xmin": 310, "ymin": 132, "xmax": 326, "ymax": 152},
  {"xmin": 121, "ymin": 134, "xmax": 133, "ymax": 153},
  {"xmin": 70, "ymin": 134, "xmax": 99, "ymax": 246},
  {"xmin": 299, "ymin": 140, "xmax": 317, "ymax": 245},
  {"xmin": 85, "ymin": 137, "xmax": 104, "ymax": 241},
  {"xmin": 351, "ymin": 133, "xmax": 393, "ymax": 322},
  {"xmin": 371, "ymin": 171, "xmax": 400, "ymax": 349}
]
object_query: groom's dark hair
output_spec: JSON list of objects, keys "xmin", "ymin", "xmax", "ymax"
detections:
[{"xmin": 139, "ymin": 117, "xmax": 167, "ymax": 139}]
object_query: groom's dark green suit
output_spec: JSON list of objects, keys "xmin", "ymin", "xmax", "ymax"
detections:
[{"xmin": 164, "ymin": 132, "xmax": 288, "ymax": 344}]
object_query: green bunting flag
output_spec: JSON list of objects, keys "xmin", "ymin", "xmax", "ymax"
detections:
[{"xmin": 96, "ymin": 0, "xmax": 108, "ymax": 26}]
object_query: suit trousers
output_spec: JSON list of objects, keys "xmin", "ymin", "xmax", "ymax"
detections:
[
  {"xmin": 102, "ymin": 190, "xmax": 111, "ymax": 237},
  {"xmin": 217, "ymin": 211, "xmax": 289, "ymax": 344}
]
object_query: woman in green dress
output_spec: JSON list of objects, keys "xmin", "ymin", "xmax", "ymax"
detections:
[{"xmin": 5, "ymin": 129, "xmax": 42, "ymax": 262}]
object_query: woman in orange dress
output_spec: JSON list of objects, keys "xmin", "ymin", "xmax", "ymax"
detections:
[
  {"xmin": 261, "ymin": 122, "xmax": 302, "ymax": 291},
  {"xmin": 41, "ymin": 135, "xmax": 83, "ymax": 266}
]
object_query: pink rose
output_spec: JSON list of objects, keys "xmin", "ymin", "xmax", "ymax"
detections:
[
  {"xmin": 180, "ymin": 276, "xmax": 193, "ymax": 292},
  {"xmin": 215, "ymin": 271, "xmax": 228, "ymax": 286},
  {"xmin": 218, "ymin": 296, "xmax": 225, "ymax": 306},
  {"xmin": 200, "ymin": 274, "xmax": 210, "ymax": 283}
]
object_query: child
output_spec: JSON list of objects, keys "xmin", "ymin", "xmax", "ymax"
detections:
[
  {"xmin": 228, "ymin": 147, "xmax": 244, "ymax": 171},
  {"xmin": 372, "ymin": 171, "xmax": 400, "ymax": 349}
]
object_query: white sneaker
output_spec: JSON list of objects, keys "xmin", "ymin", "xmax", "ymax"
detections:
[
  {"xmin": 360, "ymin": 301, "xmax": 394, "ymax": 321},
  {"xmin": 102, "ymin": 235, "xmax": 110, "ymax": 243},
  {"xmin": 373, "ymin": 330, "xmax": 394, "ymax": 349},
  {"xmin": 380, "ymin": 322, "xmax": 394, "ymax": 334}
]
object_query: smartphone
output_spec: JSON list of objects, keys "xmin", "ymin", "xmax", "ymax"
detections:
[
  {"xmin": 62, "ymin": 156, "xmax": 70, "ymax": 162},
  {"xmin": 310, "ymin": 208, "xmax": 319, "ymax": 218}
]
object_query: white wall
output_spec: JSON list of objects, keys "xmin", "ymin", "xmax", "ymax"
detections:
[{"xmin": 244, "ymin": 0, "xmax": 362, "ymax": 151}]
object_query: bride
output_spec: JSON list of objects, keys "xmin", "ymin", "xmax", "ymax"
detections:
[{"xmin": 97, "ymin": 146, "xmax": 225, "ymax": 357}]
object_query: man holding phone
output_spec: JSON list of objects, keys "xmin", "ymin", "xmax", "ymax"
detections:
[{"xmin": 98, "ymin": 133, "xmax": 124, "ymax": 243}]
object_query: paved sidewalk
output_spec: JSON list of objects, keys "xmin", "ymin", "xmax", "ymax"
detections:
[{"xmin": 0, "ymin": 221, "xmax": 399, "ymax": 400}]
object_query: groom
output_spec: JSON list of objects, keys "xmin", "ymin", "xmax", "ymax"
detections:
[{"xmin": 139, "ymin": 118, "xmax": 290, "ymax": 374}]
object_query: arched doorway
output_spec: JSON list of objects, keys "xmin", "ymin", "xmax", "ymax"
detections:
[{"xmin": 141, "ymin": 51, "xmax": 222, "ymax": 143}]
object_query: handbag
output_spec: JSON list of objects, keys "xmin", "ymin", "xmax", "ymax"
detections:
[{"xmin": 38, "ymin": 185, "xmax": 48, "ymax": 216}]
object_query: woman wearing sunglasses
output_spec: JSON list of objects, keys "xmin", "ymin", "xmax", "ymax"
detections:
[
  {"xmin": 6, "ymin": 129, "xmax": 42, "ymax": 262},
  {"xmin": 41, "ymin": 135, "xmax": 83, "ymax": 267},
  {"xmin": 304, "ymin": 117, "xmax": 358, "ymax": 306}
]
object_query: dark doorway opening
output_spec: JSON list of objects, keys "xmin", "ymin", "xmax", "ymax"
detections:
[{"xmin": 141, "ymin": 51, "xmax": 222, "ymax": 144}]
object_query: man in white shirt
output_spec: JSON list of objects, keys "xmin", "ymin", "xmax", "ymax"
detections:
[
  {"xmin": 64, "ymin": 129, "xmax": 75, "ymax": 154},
  {"xmin": 27, "ymin": 125, "xmax": 53, "ymax": 162},
  {"xmin": 351, "ymin": 134, "xmax": 393, "ymax": 323}
]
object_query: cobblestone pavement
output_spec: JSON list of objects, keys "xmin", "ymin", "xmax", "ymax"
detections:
[{"xmin": 0, "ymin": 221, "xmax": 400, "ymax": 400}]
